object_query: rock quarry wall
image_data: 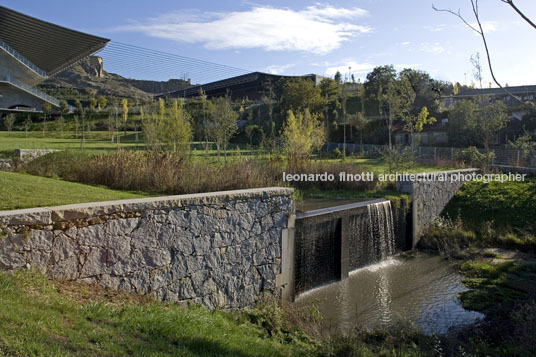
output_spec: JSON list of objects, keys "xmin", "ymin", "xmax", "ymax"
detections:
[{"xmin": 0, "ymin": 188, "xmax": 294, "ymax": 309}]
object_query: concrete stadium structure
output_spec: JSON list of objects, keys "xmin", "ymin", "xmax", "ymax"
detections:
[
  {"xmin": 160, "ymin": 72, "xmax": 325, "ymax": 101},
  {"xmin": 0, "ymin": 6, "xmax": 109, "ymax": 113}
]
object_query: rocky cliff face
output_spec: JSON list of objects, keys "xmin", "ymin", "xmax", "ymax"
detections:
[{"xmin": 38, "ymin": 56, "xmax": 191, "ymax": 102}]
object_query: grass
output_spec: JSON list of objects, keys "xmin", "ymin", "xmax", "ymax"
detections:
[
  {"xmin": 0, "ymin": 171, "xmax": 148, "ymax": 210},
  {"xmin": 444, "ymin": 179, "xmax": 536, "ymax": 234},
  {"xmin": 0, "ymin": 270, "xmax": 314, "ymax": 356},
  {"xmin": 458, "ymin": 259, "xmax": 534, "ymax": 311}
]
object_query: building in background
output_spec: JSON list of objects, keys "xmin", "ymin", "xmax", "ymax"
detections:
[
  {"xmin": 0, "ymin": 6, "xmax": 109, "ymax": 113},
  {"xmin": 160, "ymin": 72, "xmax": 324, "ymax": 101}
]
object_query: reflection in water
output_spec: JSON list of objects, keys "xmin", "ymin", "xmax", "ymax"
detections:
[
  {"xmin": 376, "ymin": 268, "xmax": 392, "ymax": 326},
  {"xmin": 295, "ymin": 255, "xmax": 483, "ymax": 335}
]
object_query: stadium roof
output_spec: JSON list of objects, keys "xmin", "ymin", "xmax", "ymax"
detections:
[{"xmin": 0, "ymin": 6, "xmax": 110, "ymax": 76}]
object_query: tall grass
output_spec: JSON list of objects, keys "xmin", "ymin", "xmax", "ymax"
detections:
[{"xmin": 22, "ymin": 151, "xmax": 378, "ymax": 195}]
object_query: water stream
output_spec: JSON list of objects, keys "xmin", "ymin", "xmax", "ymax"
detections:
[{"xmin": 295, "ymin": 254, "xmax": 483, "ymax": 335}]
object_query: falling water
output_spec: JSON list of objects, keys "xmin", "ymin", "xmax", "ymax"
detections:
[
  {"xmin": 347, "ymin": 200, "xmax": 396, "ymax": 271},
  {"xmin": 368, "ymin": 200, "xmax": 396, "ymax": 262}
]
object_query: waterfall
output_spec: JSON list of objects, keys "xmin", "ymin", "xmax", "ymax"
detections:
[
  {"xmin": 367, "ymin": 201, "xmax": 396, "ymax": 263},
  {"xmin": 294, "ymin": 199, "xmax": 398, "ymax": 294}
]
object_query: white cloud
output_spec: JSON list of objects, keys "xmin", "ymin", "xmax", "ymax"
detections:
[
  {"xmin": 400, "ymin": 41, "xmax": 411, "ymax": 46},
  {"xmin": 420, "ymin": 42, "xmax": 445, "ymax": 55},
  {"xmin": 471, "ymin": 21, "xmax": 498, "ymax": 32},
  {"xmin": 324, "ymin": 60, "xmax": 376, "ymax": 77},
  {"xmin": 265, "ymin": 64, "xmax": 295, "ymax": 74},
  {"xmin": 115, "ymin": 5, "xmax": 371, "ymax": 55},
  {"xmin": 423, "ymin": 24, "xmax": 448, "ymax": 32}
]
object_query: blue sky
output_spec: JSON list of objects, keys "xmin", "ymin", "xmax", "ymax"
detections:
[{"xmin": 3, "ymin": 0, "xmax": 536, "ymax": 85}]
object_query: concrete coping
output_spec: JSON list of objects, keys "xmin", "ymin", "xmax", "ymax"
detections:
[
  {"xmin": 296, "ymin": 198, "xmax": 387, "ymax": 219},
  {"xmin": 0, "ymin": 187, "xmax": 294, "ymax": 226}
]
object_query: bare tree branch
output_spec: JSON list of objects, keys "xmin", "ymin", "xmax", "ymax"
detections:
[
  {"xmin": 501, "ymin": 0, "xmax": 536, "ymax": 30},
  {"xmin": 432, "ymin": 0, "xmax": 523, "ymax": 104}
]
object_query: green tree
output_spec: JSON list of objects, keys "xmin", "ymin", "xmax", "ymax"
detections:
[
  {"xmin": 448, "ymin": 99, "xmax": 477, "ymax": 146},
  {"xmin": 334, "ymin": 71, "xmax": 342, "ymax": 84},
  {"xmin": 42, "ymin": 102, "xmax": 51, "ymax": 137},
  {"xmin": 97, "ymin": 96, "xmax": 108, "ymax": 110},
  {"xmin": 403, "ymin": 106, "xmax": 437, "ymax": 149},
  {"xmin": 23, "ymin": 116, "xmax": 32, "ymax": 137},
  {"xmin": 280, "ymin": 77, "xmax": 325, "ymax": 116},
  {"xmin": 162, "ymin": 99, "xmax": 191, "ymax": 153},
  {"xmin": 55, "ymin": 116, "xmax": 65, "ymax": 138},
  {"xmin": 467, "ymin": 99, "xmax": 508, "ymax": 164},
  {"xmin": 89, "ymin": 97, "xmax": 97, "ymax": 112},
  {"xmin": 3, "ymin": 114, "xmax": 15, "ymax": 136},
  {"xmin": 59, "ymin": 99, "xmax": 69, "ymax": 114},
  {"xmin": 209, "ymin": 96, "xmax": 238, "ymax": 162},
  {"xmin": 282, "ymin": 109, "xmax": 325, "ymax": 168},
  {"xmin": 319, "ymin": 78, "xmax": 341, "ymax": 138},
  {"xmin": 364, "ymin": 65, "xmax": 396, "ymax": 115}
]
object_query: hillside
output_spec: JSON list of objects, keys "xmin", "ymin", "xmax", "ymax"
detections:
[{"xmin": 37, "ymin": 56, "xmax": 191, "ymax": 103}]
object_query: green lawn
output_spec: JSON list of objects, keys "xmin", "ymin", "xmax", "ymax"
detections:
[
  {"xmin": 0, "ymin": 271, "xmax": 313, "ymax": 356},
  {"xmin": 0, "ymin": 171, "xmax": 148, "ymax": 210},
  {"xmin": 0, "ymin": 131, "xmax": 144, "ymax": 156}
]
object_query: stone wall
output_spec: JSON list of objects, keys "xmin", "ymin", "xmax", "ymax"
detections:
[
  {"xmin": 397, "ymin": 169, "xmax": 478, "ymax": 247},
  {"xmin": 0, "ymin": 188, "xmax": 294, "ymax": 309},
  {"xmin": 15, "ymin": 148, "xmax": 59, "ymax": 161}
]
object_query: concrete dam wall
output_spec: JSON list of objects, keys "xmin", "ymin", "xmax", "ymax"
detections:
[{"xmin": 288, "ymin": 198, "xmax": 410, "ymax": 298}]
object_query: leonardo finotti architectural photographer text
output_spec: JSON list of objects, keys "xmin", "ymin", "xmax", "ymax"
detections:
[{"xmin": 282, "ymin": 171, "xmax": 527, "ymax": 183}]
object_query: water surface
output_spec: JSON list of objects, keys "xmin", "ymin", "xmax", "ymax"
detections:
[{"xmin": 295, "ymin": 254, "xmax": 483, "ymax": 335}]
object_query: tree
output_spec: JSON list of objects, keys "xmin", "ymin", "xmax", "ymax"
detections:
[
  {"xmin": 23, "ymin": 116, "xmax": 32, "ymax": 137},
  {"xmin": 262, "ymin": 79, "xmax": 276, "ymax": 138},
  {"xmin": 244, "ymin": 124, "xmax": 263, "ymax": 148},
  {"xmin": 42, "ymin": 102, "xmax": 51, "ymax": 137},
  {"xmin": 398, "ymin": 68, "xmax": 442, "ymax": 117},
  {"xmin": 121, "ymin": 98, "xmax": 129, "ymax": 137},
  {"xmin": 470, "ymin": 52, "xmax": 483, "ymax": 89},
  {"xmin": 433, "ymin": 0, "xmax": 534, "ymax": 100},
  {"xmin": 403, "ymin": 106, "xmax": 437, "ymax": 150},
  {"xmin": 209, "ymin": 96, "xmax": 238, "ymax": 162},
  {"xmin": 319, "ymin": 78, "xmax": 341, "ymax": 138},
  {"xmin": 281, "ymin": 109, "xmax": 325, "ymax": 168},
  {"xmin": 3, "ymin": 114, "xmax": 15, "ymax": 136},
  {"xmin": 453, "ymin": 82, "xmax": 460, "ymax": 95},
  {"xmin": 466, "ymin": 99, "xmax": 508, "ymax": 161},
  {"xmin": 97, "ymin": 96, "xmax": 108, "ymax": 110},
  {"xmin": 59, "ymin": 99, "xmax": 69, "ymax": 114},
  {"xmin": 364, "ymin": 65, "xmax": 397, "ymax": 114},
  {"xmin": 162, "ymin": 99, "xmax": 191, "ymax": 154},
  {"xmin": 55, "ymin": 116, "xmax": 65, "ymax": 138},
  {"xmin": 334, "ymin": 71, "xmax": 342, "ymax": 84},
  {"xmin": 280, "ymin": 77, "xmax": 325, "ymax": 116},
  {"xmin": 89, "ymin": 97, "xmax": 97, "ymax": 112},
  {"xmin": 448, "ymin": 99, "xmax": 478, "ymax": 146}
]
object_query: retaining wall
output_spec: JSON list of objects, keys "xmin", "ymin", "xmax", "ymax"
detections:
[
  {"xmin": 397, "ymin": 169, "xmax": 478, "ymax": 247},
  {"xmin": 0, "ymin": 188, "xmax": 294, "ymax": 309}
]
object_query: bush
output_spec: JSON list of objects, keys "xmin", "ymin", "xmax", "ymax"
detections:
[{"xmin": 456, "ymin": 146, "xmax": 494, "ymax": 168}]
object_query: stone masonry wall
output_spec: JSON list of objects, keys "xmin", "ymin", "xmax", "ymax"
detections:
[
  {"xmin": 397, "ymin": 169, "xmax": 478, "ymax": 247},
  {"xmin": 0, "ymin": 188, "xmax": 294, "ymax": 309}
]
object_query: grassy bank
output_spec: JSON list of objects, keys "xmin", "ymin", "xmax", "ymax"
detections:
[
  {"xmin": 0, "ymin": 269, "xmax": 452, "ymax": 356},
  {"xmin": 419, "ymin": 179, "xmax": 536, "ymax": 356},
  {"xmin": 0, "ymin": 271, "xmax": 314, "ymax": 356},
  {"xmin": 0, "ymin": 171, "xmax": 148, "ymax": 210}
]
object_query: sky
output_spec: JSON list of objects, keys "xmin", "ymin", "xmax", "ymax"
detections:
[{"xmin": 3, "ymin": 0, "xmax": 536, "ymax": 85}]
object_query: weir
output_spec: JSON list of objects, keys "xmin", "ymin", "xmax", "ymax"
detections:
[{"xmin": 291, "ymin": 199, "xmax": 404, "ymax": 297}]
